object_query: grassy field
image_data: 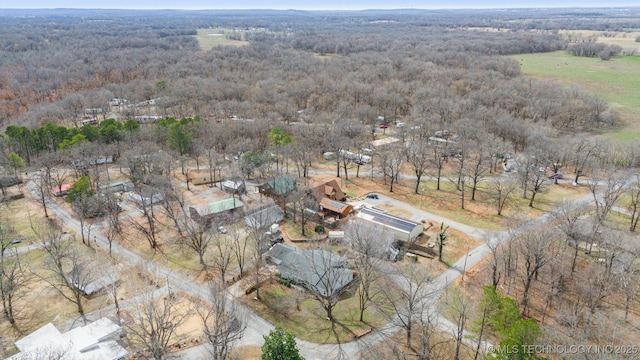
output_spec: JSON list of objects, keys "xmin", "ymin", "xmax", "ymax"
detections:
[
  {"xmin": 195, "ymin": 29, "xmax": 249, "ymax": 51},
  {"xmin": 509, "ymin": 51, "xmax": 640, "ymax": 140}
]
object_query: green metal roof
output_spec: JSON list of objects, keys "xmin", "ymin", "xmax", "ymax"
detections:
[
  {"xmin": 267, "ymin": 175, "xmax": 297, "ymax": 195},
  {"xmin": 208, "ymin": 198, "xmax": 244, "ymax": 214}
]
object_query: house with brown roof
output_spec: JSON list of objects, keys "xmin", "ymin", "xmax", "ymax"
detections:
[{"xmin": 314, "ymin": 179, "xmax": 346, "ymax": 201}]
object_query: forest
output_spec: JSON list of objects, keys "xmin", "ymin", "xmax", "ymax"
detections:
[{"xmin": 1, "ymin": 6, "xmax": 640, "ymax": 360}]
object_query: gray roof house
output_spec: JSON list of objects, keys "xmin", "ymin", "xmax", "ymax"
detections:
[{"xmin": 267, "ymin": 244, "xmax": 357, "ymax": 299}]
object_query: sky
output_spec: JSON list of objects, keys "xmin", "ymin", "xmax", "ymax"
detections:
[{"xmin": 2, "ymin": 1, "xmax": 639, "ymax": 10}]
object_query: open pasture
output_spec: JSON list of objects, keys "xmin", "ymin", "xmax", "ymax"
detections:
[
  {"xmin": 510, "ymin": 51, "xmax": 640, "ymax": 140},
  {"xmin": 196, "ymin": 29, "xmax": 249, "ymax": 51}
]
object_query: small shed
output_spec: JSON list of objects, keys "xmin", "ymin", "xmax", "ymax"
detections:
[
  {"xmin": 99, "ymin": 181, "xmax": 131, "ymax": 194},
  {"xmin": 222, "ymin": 180, "xmax": 245, "ymax": 194},
  {"xmin": 52, "ymin": 184, "xmax": 72, "ymax": 197},
  {"xmin": 126, "ymin": 191, "xmax": 165, "ymax": 206},
  {"xmin": 189, "ymin": 171, "xmax": 216, "ymax": 186}
]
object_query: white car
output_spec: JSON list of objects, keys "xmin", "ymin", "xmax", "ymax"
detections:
[{"xmin": 217, "ymin": 226, "xmax": 228, "ymax": 234}]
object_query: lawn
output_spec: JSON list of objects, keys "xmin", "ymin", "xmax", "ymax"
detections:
[
  {"xmin": 1, "ymin": 194, "xmax": 49, "ymax": 244},
  {"xmin": 242, "ymin": 279, "xmax": 387, "ymax": 344},
  {"xmin": 510, "ymin": 51, "xmax": 640, "ymax": 138},
  {"xmin": 196, "ymin": 29, "xmax": 249, "ymax": 51}
]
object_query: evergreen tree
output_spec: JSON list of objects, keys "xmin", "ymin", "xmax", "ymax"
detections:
[{"xmin": 261, "ymin": 327, "xmax": 304, "ymax": 360}]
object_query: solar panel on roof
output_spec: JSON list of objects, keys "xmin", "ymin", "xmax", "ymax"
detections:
[{"xmin": 359, "ymin": 208, "xmax": 420, "ymax": 233}]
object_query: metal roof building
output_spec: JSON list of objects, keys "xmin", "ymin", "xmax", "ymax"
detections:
[{"xmin": 356, "ymin": 207, "xmax": 423, "ymax": 242}]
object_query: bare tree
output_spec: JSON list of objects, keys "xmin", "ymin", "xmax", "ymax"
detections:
[
  {"xmin": 31, "ymin": 171, "xmax": 50, "ymax": 219},
  {"xmin": 467, "ymin": 142, "xmax": 490, "ymax": 201},
  {"xmin": 73, "ymin": 193, "xmax": 103, "ymax": 248},
  {"xmin": 126, "ymin": 284, "xmax": 190, "ymax": 360},
  {"xmin": 407, "ymin": 140, "xmax": 430, "ymax": 194},
  {"xmin": 442, "ymin": 287, "xmax": 472, "ymax": 360},
  {"xmin": 198, "ymin": 281, "xmax": 247, "ymax": 360},
  {"xmin": 382, "ymin": 145, "xmax": 404, "ymax": 193},
  {"xmin": 570, "ymin": 137, "xmax": 598, "ymax": 185},
  {"xmin": 103, "ymin": 193, "xmax": 121, "ymax": 256},
  {"xmin": 484, "ymin": 234, "xmax": 503, "ymax": 289},
  {"xmin": 180, "ymin": 215, "xmax": 214, "ymax": 269},
  {"xmin": 128, "ymin": 187, "xmax": 161, "ymax": 250},
  {"xmin": 552, "ymin": 200, "xmax": 589, "ymax": 272},
  {"xmin": 246, "ymin": 213, "xmax": 270, "ymax": 300},
  {"xmin": 587, "ymin": 168, "xmax": 627, "ymax": 224},
  {"xmin": 208, "ymin": 233, "xmax": 234, "ymax": 284},
  {"xmin": 0, "ymin": 225, "xmax": 30, "ymax": 327},
  {"xmin": 296, "ymin": 245, "xmax": 356, "ymax": 321},
  {"xmin": 627, "ymin": 174, "xmax": 640, "ymax": 232},
  {"xmin": 159, "ymin": 187, "xmax": 186, "ymax": 237},
  {"xmin": 38, "ymin": 230, "xmax": 93, "ymax": 323},
  {"xmin": 49, "ymin": 167, "xmax": 70, "ymax": 192},
  {"xmin": 345, "ymin": 221, "xmax": 394, "ymax": 322},
  {"xmin": 379, "ymin": 263, "xmax": 436, "ymax": 350},
  {"xmin": 430, "ymin": 146, "xmax": 446, "ymax": 191},
  {"xmin": 290, "ymin": 186, "xmax": 319, "ymax": 237},
  {"xmin": 229, "ymin": 226, "xmax": 249, "ymax": 279},
  {"xmin": 619, "ymin": 248, "xmax": 640, "ymax": 321},
  {"xmin": 514, "ymin": 225, "xmax": 558, "ymax": 316},
  {"xmin": 491, "ymin": 177, "xmax": 517, "ymax": 216}
]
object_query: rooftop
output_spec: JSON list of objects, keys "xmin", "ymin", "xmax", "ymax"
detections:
[
  {"xmin": 192, "ymin": 197, "xmax": 244, "ymax": 216},
  {"xmin": 320, "ymin": 197, "xmax": 352, "ymax": 214},
  {"xmin": 357, "ymin": 207, "xmax": 421, "ymax": 234},
  {"xmin": 263, "ymin": 175, "xmax": 297, "ymax": 195},
  {"xmin": 268, "ymin": 244, "xmax": 354, "ymax": 298},
  {"xmin": 10, "ymin": 317, "xmax": 126, "ymax": 360}
]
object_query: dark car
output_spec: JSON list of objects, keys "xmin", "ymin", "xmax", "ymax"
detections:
[
  {"xmin": 270, "ymin": 236, "xmax": 284, "ymax": 245},
  {"xmin": 366, "ymin": 194, "xmax": 379, "ymax": 199},
  {"xmin": 548, "ymin": 173, "xmax": 563, "ymax": 179}
]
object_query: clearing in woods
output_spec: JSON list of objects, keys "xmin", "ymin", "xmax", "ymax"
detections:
[{"xmin": 196, "ymin": 29, "xmax": 250, "ymax": 51}]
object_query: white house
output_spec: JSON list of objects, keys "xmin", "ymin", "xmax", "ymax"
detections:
[{"xmin": 9, "ymin": 317, "xmax": 127, "ymax": 360}]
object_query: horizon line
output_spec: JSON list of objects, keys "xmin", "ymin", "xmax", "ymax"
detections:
[{"xmin": 2, "ymin": 6, "xmax": 639, "ymax": 11}]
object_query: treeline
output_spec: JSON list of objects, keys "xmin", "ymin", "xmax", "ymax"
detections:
[
  {"xmin": 1, "ymin": 117, "xmax": 201, "ymax": 165},
  {"xmin": 567, "ymin": 42, "xmax": 622, "ymax": 59}
]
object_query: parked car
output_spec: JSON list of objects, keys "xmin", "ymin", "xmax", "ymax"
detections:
[
  {"xmin": 270, "ymin": 236, "xmax": 284, "ymax": 245},
  {"xmin": 379, "ymin": 124, "xmax": 388, "ymax": 129},
  {"xmin": 217, "ymin": 226, "xmax": 228, "ymax": 234},
  {"xmin": 548, "ymin": 173, "xmax": 564, "ymax": 179},
  {"xmin": 366, "ymin": 194, "xmax": 379, "ymax": 199},
  {"xmin": 10, "ymin": 238, "xmax": 22, "ymax": 245}
]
